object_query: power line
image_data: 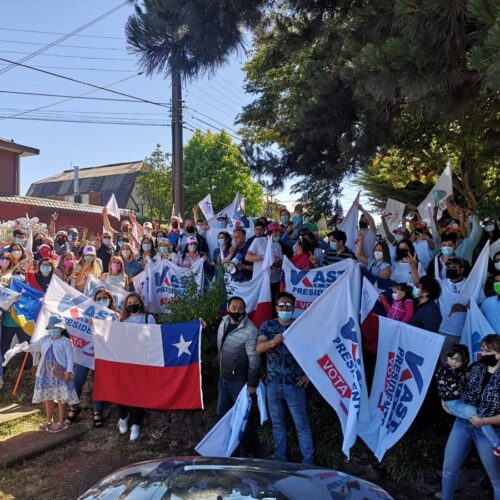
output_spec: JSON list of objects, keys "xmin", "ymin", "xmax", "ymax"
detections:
[
  {"xmin": 182, "ymin": 85, "xmax": 237, "ymax": 120},
  {"xmin": 0, "ymin": 39, "xmax": 125, "ymax": 51},
  {"xmin": 0, "ymin": 49, "xmax": 133, "ymax": 62},
  {"xmin": 202, "ymin": 80, "xmax": 245, "ymax": 108},
  {"xmin": 0, "ymin": 108, "xmax": 168, "ymax": 117},
  {"xmin": 184, "ymin": 104, "xmax": 241, "ymax": 137},
  {"xmin": 0, "ymin": 63, "xmax": 136, "ymax": 73},
  {"xmin": 0, "ymin": 27, "xmax": 125, "ymax": 40},
  {"xmin": 0, "ymin": 115, "xmax": 169, "ymax": 126},
  {"xmin": 0, "ymin": 89, "xmax": 169, "ymax": 104},
  {"xmin": 0, "ymin": 2, "xmax": 128, "ymax": 76}
]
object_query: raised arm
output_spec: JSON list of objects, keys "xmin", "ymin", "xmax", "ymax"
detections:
[{"xmin": 102, "ymin": 207, "xmax": 118, "ymax": 235}]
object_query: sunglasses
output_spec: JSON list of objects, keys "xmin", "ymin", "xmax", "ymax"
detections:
[{"xmin": 277, "ymin": 303, "xmax": 294, "ymax": 310}]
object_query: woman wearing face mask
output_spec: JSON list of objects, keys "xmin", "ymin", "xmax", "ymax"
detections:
[
  {"xmin": 0, "ymin": 252, "xmax": 15, "ymax": 286},
  {"xmin": 73, "ymin": 246, "xmax": 103, "ymax": 292},
  {"xmin": 54, "ymin": 252, "xmax": 76, "ymax": 286},
  {"xmin": 179, "ymin": 236, "xmax": 203, "ymax": 268},
  {"xmin": 356, "ymin": 239, "xmax": 392, "ymax": 280},
  {"xmin": 168, "ymin": 217, "xmax": 182, "ymax": 247},
  {"xmin": 291, "ymin": 238, "xmax": 318, "ymax": 270},
  {"xmin": 156, "ymin": 237, "xmax": 176, "ymax": 264},
  {"xmin": 27, "ymin": 257, "xmax": 55, "ymax": 292},
  {"xmin": 115, "ymin": 293, "xmax": 156, "ymax": 441},
  {"xmin": 211, "ymin": 232, "xmax": 232, "ymax": 265},
  {"xmin": 100, "ymin": 256, "xmax": 128, "ymax": 290},
  {"xmin": 440, "ymin": 334, "xmax": 500, "ymax": 499},
  {"xmin": 8, "ymin": 243, "xmax": 26, "ymax": 267},
  {"xmin": 391, "ymin": 239, "xmax": 424, "ymax": 286},
  {"xmin": 34, "ymin": 243, "xmax": 58, "ymax": 266},
  {"xmin": 409, "ymin": 276, "xmax": 442, "ymax": 333},
  {"xmin": 66, "ymin": 289, "xmax": 118, "ymax": 428},
  {"xmin": 32, "ymin": 233, "xmax": 45, "ymax": 253},
  {"xmin": 473, "ymin": 218, "xmax": 500, "ymax": 264},
  {"xmin": 119, "ymin": 243, "xmax": 143, "ymax": 280},
  {"xmin": 139, "ymin": 236, "xmax": 156, "ymax": 266}
]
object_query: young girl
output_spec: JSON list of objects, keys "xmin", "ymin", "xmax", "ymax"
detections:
[
  {"xmin": 24, "ymin": 316, "xmax": 78, "ymax": 433},
  {"xmin": 380, "ymin": 283, "xmax": 414, "ymax": 323},
  {"xmin": 436, "ymin": 344, "xmax": 500, "ymax": 458}
]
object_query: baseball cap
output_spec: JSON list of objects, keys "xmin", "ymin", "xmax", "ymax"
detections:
[
  {"xmin": 187, "ymin": 236, "xmax": 198, "ymax": 245},
  {"xmin": 83, "ymin": 245, "xmax": 96, "ymax": 256},
  {"xmin": 46, "ymin": 316, "xmax": 65, "ymax": 330}
]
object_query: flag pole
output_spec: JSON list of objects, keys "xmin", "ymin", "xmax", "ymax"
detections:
[{"xmin": 12, "ymin": 352, "xmax": 29, "ymax": 395}]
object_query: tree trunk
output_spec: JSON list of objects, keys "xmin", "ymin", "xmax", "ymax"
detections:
[{"xmin": 171, "ymin": 67, "xmax": 184, "ymax": 217}]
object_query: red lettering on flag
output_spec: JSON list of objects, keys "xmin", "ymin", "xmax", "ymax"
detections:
[
  {"xmin": 295, "ymin": 300, "xmax": 310, "ymax": 311},
  {"xmin": 70, "ymin": 336, "xmax": 89, "ymax": 349},
  {"xmin": 317, "ymin": 354, "xmax": 352, "ymax": 399}
]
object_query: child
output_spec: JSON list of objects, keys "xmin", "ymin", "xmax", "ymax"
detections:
[
  {"xmin": 291, "ymin": 205, "xmax": 304, "ymax": 235},
  {"xmin": 380, "ymin": 283, "xmax": 414, "ymax": 323},
  {"xmin": 436, "ymin": 344, "xmax": 500, "ymax": 458},
  {"xmin": 23, "ymin": 316, "xmax": 78, "ymax": 433}
]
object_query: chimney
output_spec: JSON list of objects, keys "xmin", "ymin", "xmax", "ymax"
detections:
[{"xmin": 73, "ymin": 165, "xmax": 82, "ymax": 203}]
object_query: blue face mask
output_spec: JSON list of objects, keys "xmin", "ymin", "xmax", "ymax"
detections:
[
  {"xmin": 158, "ymin": 246, "xmax": 169, "ymax": 255},
  {"xmin": 218, "ymin": 221, "xmax": 226, "ymax": 228},
  {"xmin": 40, "ymin": 265, "xmax": 51, "ymax": 276},
  {"xmin": 218, "ymin": 238, "xmax": 226, "ymax": 246},
  {"xmin": 442, "ymin": 246, "xmax": 454, "ymax": 257},
  {"xmin": 142, "ymin": 244, "xmax": 152, "ymax": 251},
  {"xmin": 15, "ymin": 237, "xmax": 26, "ymax": 245},
  {"xmin": 412, "ymin": 287, "xmax": 421, "ymax": 299},
  {"xmin": 49, "ymin": 328, "xmax": 61, "ymax": 337},
  {"xmin": 281, "ymin": 216, "xmax": 290, "ymax": 223},
  {"xmin": 329, "ymin": 241, "xmax": 337, "ymax": 251},
  {"xmin": 277, "ymin": 310, "xmax": 294, "ymax": 321},
  {"xmin": 117, "ymin": 241, "xmax": 124, "ymax": 248},
  {"xmin": 97, "ymin": 298, "xmax": 110, "ymax": 308}
]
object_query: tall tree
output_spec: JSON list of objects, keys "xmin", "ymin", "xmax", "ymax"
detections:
[
  {"xmin": 136, "ymin": 145, "xmax": 172, "ymax": 224},
  {"xmin": 183, "ymin": 129, "xmax": 264, "ymax": 216},
  {"xmin": 126, "ymin": 0, "xmax": 265, "ymax": 215}
]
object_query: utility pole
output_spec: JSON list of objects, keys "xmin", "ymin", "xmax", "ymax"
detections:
[{"xmin": 171, "ymin": 65, "xmax": 184, "ymax": 217}]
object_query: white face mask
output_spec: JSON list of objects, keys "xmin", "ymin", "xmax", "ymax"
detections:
[
  {"xmin": 373, "ymin": 251, "xmax": 384, "ymax": 261},
  {"xmin": 394, "ymin": 234, "xmax": 403, "ymax": 243},
  {"xmin": 392, "ymin": 292, "xmax": 401, "ymax": 301},
  {"xmin": 495, "ymin": 261, "xmax": 500, "ymax": 271}
]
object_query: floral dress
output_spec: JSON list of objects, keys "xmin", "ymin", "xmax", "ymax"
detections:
[{"xmin": 32, "ymin": 345, "xmax": 79, "ymax": 404}]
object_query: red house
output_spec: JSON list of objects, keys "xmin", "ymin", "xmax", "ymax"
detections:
[{"xmin": 0, "ymin": 138, "xmax": 39, "ymax": 196}]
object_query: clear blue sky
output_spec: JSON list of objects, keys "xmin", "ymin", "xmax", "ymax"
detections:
[{"xmin": 0, "ymin": 0, "xmax": 367, "ymax": 215}]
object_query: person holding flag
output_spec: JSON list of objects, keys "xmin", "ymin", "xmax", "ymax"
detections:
[{"xmin": 256, "ymin": 292, "xmax": 313, "ymax": 464}]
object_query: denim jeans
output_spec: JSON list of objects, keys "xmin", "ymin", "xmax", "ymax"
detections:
[
  {"xmin": 0, "ymin": 325, "xmax": 32, "ymax": 374},
  {"xmin": 267, "ymin": 384, "xmax": 314, "ymax": 464},
  {"xmin": 442, "ymin": 418, "xmax": 500, "ymax": 499},
  {"xmin": 444, "ymin": 400, "xmax": 500, "ymax": 449},
  {"xmin": 69, "ymin": 363, "xmax": 104, "ymax": 413},
  {"xmin": 216, "ymin": 375, "xmax": 256, "ymax": 456}
]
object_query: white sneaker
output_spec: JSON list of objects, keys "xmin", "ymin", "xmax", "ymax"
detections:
[
  {"xmin": 118, "ymin": 416, "xmax": 129, "ymax": 434},
  {"xmin": 129, "ymin": 424, "xmax": 140, "ymax": 441}
]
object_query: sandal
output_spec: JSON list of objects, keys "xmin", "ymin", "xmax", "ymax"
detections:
[
  {"xmin": 48, "ymin": 422, "xmax": 68, "ymax": 433},
  {"xmin": 65, "ymin": 407, "xmax": 81, "ymax": 424},
  {"xmin": 38, "ymin": 420, "xmax": 53, "ymax": 432},
  {"xmin": 93, "ymin": 412, "xmax": 103, "ymax": 428}
]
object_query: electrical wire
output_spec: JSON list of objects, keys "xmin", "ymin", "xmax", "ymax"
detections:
[
  {"xmin": 0, "ymin": 115, "xmax": 169, "ymax": 126},
  {"xmin": 0, "ymin": 2, "xmax": 128, "ymax": 76},
  {"xmin": 0, "ymin": 63, "xmax": 136, "ymax": 73},
  {"xmin": 182, "ymin": 85, "xmax": 237, "ymax": 120},
  {"xmin": 0, "ymin": 27, "xmax": 125, "ymax": 40},
  {"xmin": 0, "ymin": 39, "xmax": 126, "ymax": 51},
  {"xmin": 0, "ymin": 49, "xmax": 133, "ymax": 62}
]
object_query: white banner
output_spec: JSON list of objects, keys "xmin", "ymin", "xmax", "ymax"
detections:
[
  {"xmin": 460, "ymin": 298, "xmax": 495, "ymax": 363},
  {"xmin": 359, "ymin": 316, "xmax": 444, "ymax": 461},
  {"xmin": 198, "ymin": 194, "xmax": 214, "ymax": 221},
  {"xmin": 338, "ymin": 192, "xmax": 360, "ymax": 251},
  {"xmin": 360, "ymin": 276, "xmax": 380, "ymax": 324},
  {"xmin": 105, "ymin": 193, "xmax": 120, "ymax": 221},
  {"xmin": 144, "ymin": 258, "xmax": 204, "ymax": 314},
  {"xmin": 284, "ymin": 264, "xmax": 369, "ymax": 457},
  {"xmin": 0, "ymin": 285, "xmax": 20, "ymax": 311},
  {"xmin": 381, "ymin": 198, "xmax": 406, "ymax": 239},
  {"xmin": 132, "ymin": 270, "xmax": 147, "ymax": 296},
  {"xmin": 282, "ymin": 256, "xmax": 358, "ymax": 317},
  {"xmin": 84, "ymin": 274, "xmax": 128, "ymax": 313},
  {"xmin": 32, "ymin": 275, "xmax": 116, "ymax": 370},
  {"xmin": 417, "ymin": 163, "xmax": 453, "ymax": 224}
]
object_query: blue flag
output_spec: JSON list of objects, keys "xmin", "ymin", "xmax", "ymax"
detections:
[{"xmin": 10, "ymin": 277, "xmax": 44, "ymax": 335}]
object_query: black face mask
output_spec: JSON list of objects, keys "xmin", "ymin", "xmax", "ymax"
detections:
[
  {"xmin": 359, "ymin": 221, "xmax": 368, "ymax": 229},
  {"xmin": 479, "ymin": 354, "xmax": 498, "ymax": 367},
  {"xmin": 34, "ymin": 239, "xmax": 43, "ymax": 248},
  {"xmin": 446, "ymin": 269, "xmax": 460, "ymax": 280},
  {"xmin": 57, "ymin": 238, "xmax": 66, "ymax": 245},
  {"xmin": 172, "ymin": 222, "xmax": 178, "ymax": 229},
  {"xmin": 228, "ymin": 311, "xmax": 244, "ymax": 323},
  {"xmin": 396, "ymin": 248, "xmax": 408, "ymax": 260},
  {"xmin": 126, "ymin": 303, "xmax": 141, "ymax": 314},
  {"xmin": 186, "ymin": 227, "xmax": 195, "ymax": 234}
]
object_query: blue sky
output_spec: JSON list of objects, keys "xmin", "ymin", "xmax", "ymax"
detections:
[{"xmin": 1, "ymin": 0, "xmax": 365, "ymax": 214}]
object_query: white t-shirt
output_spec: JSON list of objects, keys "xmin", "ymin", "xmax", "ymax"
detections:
[
  {"xmin": 122, "ymin": 313, "xmax": 156, "ymax": 324},
  {"xmin": 362, "ymin": 229, "xmax": 377, "ymax": 260},
  {"xmin": 413, "ymin": 240, "xmax": 434, "ymax": 271},
  {"xmin": 391, "ymin": 260, "xmax": 424, "ymax": 286},
  {"xmin": 438, "ymin": 278, "xmax": 467, "ymax": 336},
  {"xmin": 248, "ymin": 237, "xmax": 283, "ymax": 282}
]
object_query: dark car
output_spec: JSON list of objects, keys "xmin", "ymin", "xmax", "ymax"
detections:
[{"xmin": 79, "ymin": 456, "xmax": 392, "ymax": 499}]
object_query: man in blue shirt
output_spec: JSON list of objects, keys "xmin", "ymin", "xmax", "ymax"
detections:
[{"xmin": 257, "ymin": 292, "xmax": 313, "ymax": 464}]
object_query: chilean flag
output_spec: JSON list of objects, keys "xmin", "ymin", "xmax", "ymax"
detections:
[{"xmin": 92, "ymin": 319, "xmax": 203, "ymax": 410}]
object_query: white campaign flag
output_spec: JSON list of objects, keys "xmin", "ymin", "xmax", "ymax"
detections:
[
  {"xmin": 105, "ymin": 193, "xmax": 121, "ymax": 221},
  {"xmin": 282, "ymin": 256, "xmax": 359, "ymax": 317},
  {"xmin": 359, "ymin": 316, "xmax": 444, "ymax": 461},
  {"xmin": 32, "ymin": 275, "xmax": 116, "ymax": 370},
  {"xmin": 198, "ymin": 194, "xmax": 214, "ymax": 220},
  {"xmin": 132, "ymin": 270, "xmax": 147, "ymax": 296},
  {"xmin": 417, "ymin": 163, "xmax": 453, "ymax": 224},
  {"xmin": 490, "ymin": 238, "xmax": 500, "ymax": 260},
  {"xmin": 283, "ymin": 264, "xmax": 369, "ymax": 457},
  {"xmin": 381, "ymin": 198, "xmax": 406, "ymax": 239},
  {"xmin": 339, "ymin": 192, "xmax": 360, "ymax": 252},
  {"xmin": 457, "ymin": 240, "xmax": 490, "ymax": 305},
  {"xmin": 360, "ymin": 277, "xmax": 380, "ymax": 324},
  {"xmin": 0, "ymin": 285, "xmax": 20, "ymax": 311},
  {"xmin": 460, "ymin": 298, "xmax": 496, "ymax": 362},
  {"xmin": 84, "ymin": 274, "xmax": 128, "ymax": 313},
  {"xmin": 144, "ymin": 258, "xmax": 204, "ymax": 314},
  {"xmin": 195, "ymin": 384, "xmax": 267, "ymax": 457}
]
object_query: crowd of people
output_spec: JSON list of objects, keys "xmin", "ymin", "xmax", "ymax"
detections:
[{"xmin": 0, "ymin": 195, "xmax": 498, "ymax": 499}]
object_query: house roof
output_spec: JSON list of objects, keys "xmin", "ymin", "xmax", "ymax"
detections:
[
  {"xmin": 0, "ymin": 138, "xmax": 39, "ymax": 157},
  {"xmin": 26, "ymin": 161, "xmax": 144, "ymax": 208},
  {"xmin": 0, "ymin": 195, "xmax": 130, "ymax": 215}
]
